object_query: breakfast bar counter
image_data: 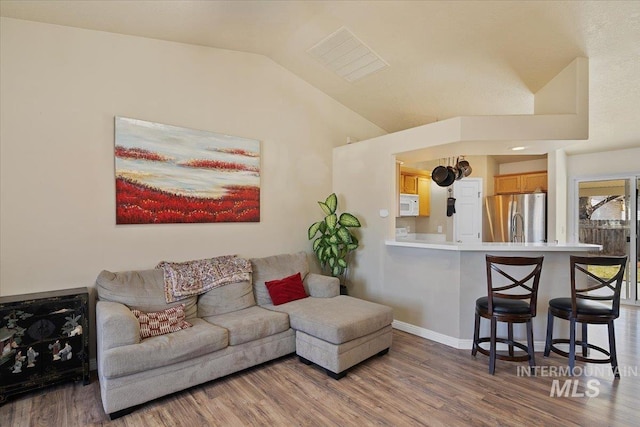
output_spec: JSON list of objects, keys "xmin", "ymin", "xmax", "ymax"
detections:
[
  {"xmin": 382, "ymin": 238, "xmax": 601, "ymax": 349},
  {"xmin": 386, "ymin": 239, "xmax": 601, "ymax": 252}
]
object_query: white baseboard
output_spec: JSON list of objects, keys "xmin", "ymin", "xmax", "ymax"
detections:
[
  {"xmin": 392, "ymin": 320, "xmax": 466, "ymax": 348},
  {"xmin": 391, "ymin": 320, "xmax": 548, "ymax": 351}
]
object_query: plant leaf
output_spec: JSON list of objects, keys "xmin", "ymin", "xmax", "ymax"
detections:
[
  {"xmin": 332, "ymin": 265, "xmax": 341, "ymax": 276},
  {"xmin": 318, "ymin": 201, "xmax": 331, "ymax": 216},
  {"xmin": 328, "ymin": 234, "xmax": 338, "ymax": 244},
  {"xmin": 308, "ymin": 222, "xmax": 322, "ymax": 239},
  {"xmin": 316, "ymin": 246, "xmax": 324, "ymax": 260},
  {"xmin": 312, "ymin": 238, "xmax": 322, "ymax": 251},
  {"xmin": 339, "ymin": 213, "xmax": 361, "ymax": 228},
  {"xmin": 326, "ymin": 214, "xmax": 337, "ymax": 230},
  {"xmin": 328, "ymin": 257, "xmax": 336, "ymax": 267},
  {"xmin": 347, "ymin": 243, "xmax": 359, "ymax": 251},
  {"xmin": 325, "ymin": 193, "xmax": 338, "ymax": 214},
  {"xmin": 338, "ymin": 258, "xmax": 347, "ymax": 268},
  {"xmin": 336, "ymin": 227, "xmax": 352, "ymax": 244},
  {"xmin": 331, "ymin": 244, "xmax": 339, "ymax": 257}
]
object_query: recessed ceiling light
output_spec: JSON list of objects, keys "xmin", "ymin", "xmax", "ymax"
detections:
[{"xmin": 511, "ymin": 146, "xmax": 526, "ymax": 151}]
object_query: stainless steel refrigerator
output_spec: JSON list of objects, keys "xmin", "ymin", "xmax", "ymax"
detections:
[{"xmin": 486, "ymin": 193, "xmax": 546, "ymax": 243}]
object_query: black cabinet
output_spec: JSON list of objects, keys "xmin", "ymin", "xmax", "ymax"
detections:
[{"xmin": 0, "ymin": 287, "xmax": 89, "ymax": 403}]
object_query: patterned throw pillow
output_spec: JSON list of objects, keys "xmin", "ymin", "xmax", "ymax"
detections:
[{"xmin": 131, "ymin": 304, "xmax": 193, "ymax": 339}]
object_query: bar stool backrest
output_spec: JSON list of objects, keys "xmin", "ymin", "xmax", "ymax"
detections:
[
  {"xmin": 570, "ymin": 255, "xmax": 628, "ymax": 318},
  {"xmin": 485, "ymin": 255, "xmax": 544, "ymax": 316}
]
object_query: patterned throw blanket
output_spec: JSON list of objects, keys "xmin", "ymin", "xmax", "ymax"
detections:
[{"xmin": 157, "ymin": 255, "xmax": 252, "ymax": 303}]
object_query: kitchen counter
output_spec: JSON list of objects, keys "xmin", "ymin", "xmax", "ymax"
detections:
[
  {"xmin": 386, "ymin": 238, "xmax": 602, "ymax": 252},
  {"xmin": 384, "ymin": 238, "xmax": 602, "ymax": 349}
]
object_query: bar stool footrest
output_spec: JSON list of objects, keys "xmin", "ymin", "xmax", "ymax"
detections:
[
  {"xmin": 547, "ymin": 338, "xmax": 612, "ymax": 364},
  {"xmin": 475, "ymin": 337, "xmax": 533, "ymax": 362}
]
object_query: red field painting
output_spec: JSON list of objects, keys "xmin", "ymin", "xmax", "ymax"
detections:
[
  {"xmin": 116, "ymin": 177, "xmax": 259, "ymax": 224},
  {"xmin": 115, "ymin": 117, "xmax": 261, "ymax": 224}
]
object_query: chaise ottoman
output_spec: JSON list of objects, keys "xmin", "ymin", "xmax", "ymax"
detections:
[{"xmin": 270, "ymin": 295, "xmax": 394, "ymax": 379}]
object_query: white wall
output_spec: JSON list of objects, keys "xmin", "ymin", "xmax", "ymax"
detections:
[{"xmin": 0, "ymin": 18, "xmax": 385, "ymax": 296}]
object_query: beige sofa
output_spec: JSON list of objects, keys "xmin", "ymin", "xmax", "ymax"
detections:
[{"xmin": 96, "ymin": 252, "xmax": 393, "ymax": 419}]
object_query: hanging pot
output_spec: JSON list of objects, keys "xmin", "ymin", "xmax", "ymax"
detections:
[
  {"xmin": 454, "ymin": 157, "xmax": 464, "ymax": 181},
  {"xmin": 440, "ymin": 170, "xmax": 456, "ymax": 187},
  {"xmin": 457, "ymin": 156, "xmax": 472, "ymax": 177},
  {"xmin": 440, "ymin": 158, "xmax": 455, "ymax": 186},
  {"xmin": 432, "ymin": 164, "xmax": 449, "ymax": 186},
  {"xmin": 437, "ymin": 158, "xmax": 455, "ymax": 187}
]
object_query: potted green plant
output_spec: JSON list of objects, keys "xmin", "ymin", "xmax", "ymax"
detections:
[{"xmin": 308, "ymin": 193, "xmax": 361, "ymax": 294}]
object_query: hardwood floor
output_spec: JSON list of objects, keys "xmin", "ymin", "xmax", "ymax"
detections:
[{"xmin": 2, "ymin": 306, "xmax": 638, "ymax": 426}]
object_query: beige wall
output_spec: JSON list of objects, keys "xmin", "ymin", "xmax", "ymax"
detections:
[
  {"xmin": 0, "ymin": 18, "xmax": 385, "ymax": 296},
  {"xmin": 332, "ymin": 58, "xmax": 593, "ymax": 339},
  {"xmin": 565, "ymin": 147, "xmax": 640, "ymax": 242},
  {"xmin": 548, "ymin": 149, "xmax": 567, "ymax": 243},
  {"xmin": 498, "ymin": 158, "xmax": 547, "ymax": 175},
  {"xmin": 567, "ymin": 147, "xmax": 640, "ymax": 177}
]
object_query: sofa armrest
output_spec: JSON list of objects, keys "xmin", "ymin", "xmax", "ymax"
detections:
[
  {"xmin": 303, "ymin": 273, "xmax": 340, "ymax": 298},
  {"xmin": 96, "ymin": 300, "xmax": 140, "ymax": 352}
]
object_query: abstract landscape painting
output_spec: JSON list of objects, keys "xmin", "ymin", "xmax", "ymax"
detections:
[{"xmin": 115, "ymin": 117, "xmax": 260, "ymax": 224}]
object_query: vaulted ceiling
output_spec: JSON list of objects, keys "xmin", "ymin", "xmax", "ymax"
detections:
[{"xmin": 2, "ymin": 0, "xmax": 639, "ymax": 155}]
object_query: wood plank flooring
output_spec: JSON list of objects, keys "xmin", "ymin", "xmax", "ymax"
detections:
[{"xmin": 2, "ymin": 306, "xmax": 638, "ymax": 426}]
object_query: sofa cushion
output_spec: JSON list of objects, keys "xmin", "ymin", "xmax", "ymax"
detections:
[
  {"xmin": 197, "ymin": 279, "xmax": 255, "ymax": 317},
  {"xmin": 131, "ymin": 304, "xmax": 192, "ymax": 339},
  {"xmin": 268, "ymin": 295, "xmax": 393, "ymax": 345},
  {"xmin": 100, "ymin": 318, "xmax": 228, "ymax": 379},
  {"xmin": 203, "ymin": 306, "xmax": 290, "ymax": 346},
  {"xmin": 303, "ymin": 273, "xmax": 340, "ymax": 298},
  {"xmin": 96, "ymin": 269, "xmax": 197, "ymax": 319},
  {"xmin": 266, "ymin": 272, "xmax": 308, "ymax": 305},
  {"xmin": 250, "ymin": 252, "xmax": 309, "ymax": 306}
]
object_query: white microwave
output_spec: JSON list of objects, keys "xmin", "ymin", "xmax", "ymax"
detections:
[{"xmin": 399, "ymin": 193, "xmax": 419, "ymax": 216}]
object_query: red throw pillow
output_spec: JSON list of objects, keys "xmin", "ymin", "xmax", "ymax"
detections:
[{"xmin": 265, "ymin": 272, "xmax": 308, "ymax": 305}]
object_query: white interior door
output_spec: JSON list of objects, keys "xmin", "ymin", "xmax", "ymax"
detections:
[{"xmin": 453, "ymin": 178, "xmax": 483, "ymax": 243}]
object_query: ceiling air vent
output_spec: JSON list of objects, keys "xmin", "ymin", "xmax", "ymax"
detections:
[{"xmin": 307, "ymin": 27, "xmax": 388, "ymax": 83}]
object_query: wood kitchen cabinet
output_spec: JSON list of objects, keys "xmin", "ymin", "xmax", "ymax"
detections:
[
  {"xmin": 399, "ymin": 167, "xmax": 431, "ymax": 216},
  {"xmin": 521, "ymin": 172, "xmax": 548, "ymax": 193},
  {"xmin": 417, "ymin": 176, "xmax": 431, "ymax": 216},
  {"xmin": 494, "ymin": 171, "xmax": 547, "ymax": 194},
  {"xmin": 400, "ymin": 174, "xmax": 418, "ymax": 194}
]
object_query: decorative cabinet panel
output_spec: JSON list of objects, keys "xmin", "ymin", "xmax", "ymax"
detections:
[
  {"xmin": 0, "ymin": 288, "xmax": 89, "ymax": 403},
  {"xmin": 494, "ymin": 171, "xmax": 547, "ymax": 194}
]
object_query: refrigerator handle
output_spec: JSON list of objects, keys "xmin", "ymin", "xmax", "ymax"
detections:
[
  {"xmin": 512, "ymin": 213, "xmax": 524, "ymax": 242},
  {"xmin": 510, "ymin": 199, "xmax": 523, "ymax": 243}
]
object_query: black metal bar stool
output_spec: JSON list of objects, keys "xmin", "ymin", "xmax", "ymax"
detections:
[
  {"xmin": 544, "ymin": 255, "xmax": 627, "ymax": 378},
  {"xmin": 472, "ymin": 255, "xmax": 544, "ymax": 374}
]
